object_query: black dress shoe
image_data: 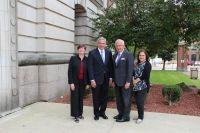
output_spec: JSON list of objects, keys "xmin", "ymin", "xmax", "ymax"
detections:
[
  {"xmin": 94, "ymin": 116, "xmax": 99, "ymax": 120},
  {"xmin": 113, "ymin": 115, "xmax": 122, "ymax": 120},
  {"xmin": 100, "ymin": 114, "xmax": 108, "ymax": 119},
  {"xmin": 116, "ymin": 117, "xmax": 130, "ymax": 122}
]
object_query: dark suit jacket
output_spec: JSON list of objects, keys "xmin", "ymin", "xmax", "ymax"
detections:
[
  {"xmin": 88, "ymin": 48, "xmax": 113, "ymax": 85},
  {"xmin": 113, "ymin": 50, "xmax": 134, "ymax": 86},
  {"xmin": 68, "ymin": 55, "xmax": 88, "ymax": 85}
]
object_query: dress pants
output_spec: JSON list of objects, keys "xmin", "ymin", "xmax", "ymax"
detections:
[
  {"xmin": 134, "ymin": 88, "xmax": 147, "ymax": 120},
  {"xmin": 70, "ymin": 80, "xmax": 85, "ymax": 117},
  {"xmin": 115, "ymin": 86, "xmax": 132, "ymax": 119},
  {"xmin": 92, "ymin": 77, "xmax": 109, "ymax": 117}
]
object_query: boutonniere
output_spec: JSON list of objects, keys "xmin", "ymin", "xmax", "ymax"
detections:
[{"xmin": 121, "ymin": 58, "xmax": 125, "ymax": 60}]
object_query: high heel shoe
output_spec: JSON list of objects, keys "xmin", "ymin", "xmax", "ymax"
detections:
[{"xmin": 74, "ymin": 117, "xmax": 79, "ymax": 123}]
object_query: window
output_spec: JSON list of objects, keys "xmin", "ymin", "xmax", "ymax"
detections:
[{"xmin": 191, "ymin": 54, "xmax": 196, "ymax": 61}]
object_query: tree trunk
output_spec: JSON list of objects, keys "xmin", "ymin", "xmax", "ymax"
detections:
[{"xmin": 162, "ymin": 59, "xmax": 166, "ymax": 70}]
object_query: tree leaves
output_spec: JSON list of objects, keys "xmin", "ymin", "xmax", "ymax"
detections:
[{"xmin": 92, "ymin": 0, "xmax": 200, "ymax": 58}]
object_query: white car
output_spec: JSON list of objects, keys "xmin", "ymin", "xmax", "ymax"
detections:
[{"xmin": 194, "ymin": 61, "xmax": 200, "ymax": 66}]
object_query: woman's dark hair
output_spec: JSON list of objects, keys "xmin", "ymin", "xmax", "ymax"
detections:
[
  {"xmin": 77, "ymin": 44, "xmax": 86, "ymax": 50},
  {"xmin": 137, "ymin": 50, "xmax": 149, "ymax": 64}
]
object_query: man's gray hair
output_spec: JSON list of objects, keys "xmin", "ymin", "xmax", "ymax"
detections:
[
  {"xmin": 97, "ymin": 37, "xmax": 106, "ymax": 43},
  {"xmin": 115, "ymin": 39, "xmax": 125, "ymax": 46}
]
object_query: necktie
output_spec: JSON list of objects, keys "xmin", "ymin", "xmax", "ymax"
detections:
[
  {"xmin": 100, "ymin": 50, "xmax": 105, "ymax": 63},
  {"xmin": 115, "ymin": 53, "xmax": 121, "ymax": 64}
]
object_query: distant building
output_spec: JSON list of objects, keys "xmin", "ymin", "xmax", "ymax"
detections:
[
  {"xmin": 177, "ymin": 42, "xmax": 200, "ymax": 71},
  {"xmin": 188, "ymin": 44, "xmax": 200, "ymax": 65}
]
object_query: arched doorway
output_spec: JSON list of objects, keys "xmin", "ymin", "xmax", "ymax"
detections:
[{"xmin": 74, "ymin": 4, "xmax": 88, "ymax": 53}]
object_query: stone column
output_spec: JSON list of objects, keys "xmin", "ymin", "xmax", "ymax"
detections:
[{"xmin": 0, "ymin": 0, "xmax": 18, "ymax": 114}]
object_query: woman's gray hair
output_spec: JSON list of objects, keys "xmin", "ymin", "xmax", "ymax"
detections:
[{"xmin": 115, "ymin": 39, "xmax": 125, "ymax": 46}]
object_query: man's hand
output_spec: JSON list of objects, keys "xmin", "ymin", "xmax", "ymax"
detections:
[
  {"xmin": 91, "ymin": 80, "xmax": 96, "ymax": 88},
  {"xmin": 70, "ymin": 84, "xmax": 75, "ymax": 91},
  {"xmin": 124, "ymin": 82, "xmax": 130, "ymax": 89}
]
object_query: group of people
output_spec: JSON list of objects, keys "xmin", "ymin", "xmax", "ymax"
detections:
[{"xmin": 68, "ymin": 37, "xmax": 151, "ymax": 124}]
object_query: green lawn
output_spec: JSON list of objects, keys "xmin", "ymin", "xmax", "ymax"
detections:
[{"xmin": 150, "ymin": 70, "xmax": 200, "ymax": 89}]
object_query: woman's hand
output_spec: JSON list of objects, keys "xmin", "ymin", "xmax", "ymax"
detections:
[
  {"xmin": 70, "ymin": 84, "xmax": 75, "ymax": 91},
  {"xmin": 133, "ymin": 78, "xmax": 141, "ymax": 86}
]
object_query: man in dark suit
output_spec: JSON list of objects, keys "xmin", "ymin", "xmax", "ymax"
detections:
[
  {"xmin": 112, "ymin": 39, "xmax": 134, "ymax": 122},
  {"xmin": 88, "ymin": 37, "xmax": 113, "ymax": 120}
]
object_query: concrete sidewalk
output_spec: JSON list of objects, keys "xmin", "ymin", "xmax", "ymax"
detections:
[{"xmin": 0, "ymin": 102, "xmax": 200, "ymax": 133}]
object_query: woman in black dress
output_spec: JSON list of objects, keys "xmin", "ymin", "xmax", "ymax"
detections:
[
  {"xmin": 68, "ymin": 44, "xmax": 88, "ymax": 123},
  {"xmin": 132, "ymin": 50, "xmax": 151, "ymax": 124}
]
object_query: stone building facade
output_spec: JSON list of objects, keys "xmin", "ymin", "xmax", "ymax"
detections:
[{"xmin": 0, "ymin": 0, "xmax": 110, "ymax": 115}]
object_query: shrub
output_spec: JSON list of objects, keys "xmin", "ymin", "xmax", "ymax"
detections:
[
  {"xmin": 108, "ymin": 87, "xmax": 115, "ymax": 101},
  {"xmin": 83, "ymin": 86, "xmax": 115, "ymax": 100},
  {"xmin": 162, "ymin": 85, "xmax": 183, "ymax": 106},
  {"xmin": 197, "ymin": 89, "xmax": 200, "ymax": 96},
  {"xmin": 83, "ymin": 86, "xmax": 91, "ymax": 98}
]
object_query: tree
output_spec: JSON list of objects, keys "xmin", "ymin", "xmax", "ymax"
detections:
[
  {"xmin": 93, "ymin": 0, "xmax": 153, "ymax": 57},
  {"xmin": 147, "ymin": 0, "xmax": 180, "ymax": 69},
  {"xmin": 147, "ymin": 0, "xmax": 200, "ymax": 70},
  {"xmin": 175, "ymin": 0, "xmax": 200, "ymax": 46},
  {"xmin": 158, "ymin": 48, "xmax": 175, "ymax": 70},
  {"xmin": 92, "ymin": 0, "xmax": 200, "ymax": 62}
]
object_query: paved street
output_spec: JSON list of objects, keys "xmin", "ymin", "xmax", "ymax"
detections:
[
  {"xmin": 152, "ymin": 63, "xmax": 177, "ymax": 70},
  {"xmin": 152, "ymin": 63, "xmax": 200, "ymax": 80}
]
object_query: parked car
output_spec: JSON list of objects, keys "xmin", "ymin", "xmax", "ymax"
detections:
[
  {"xmin": 194, "ymin": 61, "xmax": 200, "ymax": 66},
  {"xmin": 187, "ymin": 60, "xmax": 195, "ymax": 65},
  {"xmin": 188, "ymin": 60, "xmax": 200, "ymax": 66}
]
